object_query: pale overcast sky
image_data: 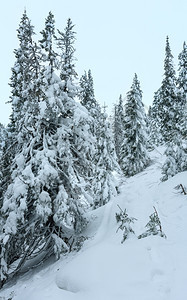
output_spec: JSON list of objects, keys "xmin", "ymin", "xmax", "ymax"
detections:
[{"xmin": 1, "ymin": 0, "xmax": 187, "ymax": 125}]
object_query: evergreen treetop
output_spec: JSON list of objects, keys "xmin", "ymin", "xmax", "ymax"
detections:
[
  {"xmin": 39, "ymin": 11, "xmax": 56, "ymax": 74},
  {"xmin": 163, "ymin": 36, "xmax": 176, "ymax": 83},
  {"xmin": 79, "ymin": 69, "xmax": 100, "ymax": 118},
  {"xmin": 156, "ymin": 37, "xmax": 180, "ymax": 142},
  {"xmin": 56, "ymin": 18, "xmax": 77, "ymax": 93}
]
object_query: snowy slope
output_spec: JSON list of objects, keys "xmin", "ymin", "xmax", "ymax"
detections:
[{"xmin": 1, "ymin": 147, "xmax": 187, "ymax": 300}]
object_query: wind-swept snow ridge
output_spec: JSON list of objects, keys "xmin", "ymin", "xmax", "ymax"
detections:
[{"xmin": 1, "ymin": 147, "xmax": 187, "ymax": 300}]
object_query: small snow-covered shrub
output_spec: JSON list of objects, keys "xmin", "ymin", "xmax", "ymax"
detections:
[
  {"xmin": 174, "ymin": 184, "xmax": 187, "ymax": 195},
  {"xmin": 116, "ymin": 205, "xmax": 137, "ymax": 243},
  {"xmin": 138, "ymin": 207, "xmax": 166, "ymax": 239}
]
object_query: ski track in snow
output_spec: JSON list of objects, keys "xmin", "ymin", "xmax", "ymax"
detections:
[{"xmin": 1, "ymin": 148, "xmax": 187, "ymax": 300}]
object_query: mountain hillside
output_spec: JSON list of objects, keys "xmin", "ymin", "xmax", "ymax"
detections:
[{"xmin": 1, "ymin": 147, "xmax": 187, "ymax": 300}]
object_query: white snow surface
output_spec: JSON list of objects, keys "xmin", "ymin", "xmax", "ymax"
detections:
[{"xmin": 1, "ymin": 147, "xmax": 187, "ymax": 300}]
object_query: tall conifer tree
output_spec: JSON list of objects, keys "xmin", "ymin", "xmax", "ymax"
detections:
[
  {"xmin": 0, "ymin": 14, "xmax": 92, "ymax": 287},
  {"xmin": 119, "ymin": 74, "xmax": 150, "ymax": 177},
  {"xmin": 93, "ymin": 109, "xmax": 118, "ymax": 207},
  {"xmin": 79, "ymin": 71, "xmax": 119, "ymax": 207}
]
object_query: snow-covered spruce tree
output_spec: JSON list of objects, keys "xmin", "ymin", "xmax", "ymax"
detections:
[
  {"xmin": 113, "ymin": 95, "xmax": 125, "ymax": 160},
  {"xmin": 146, "ymin": 106, "xmax": 155, "ymax": 151},
  {"xmin": 79, "ymin": 69, "xmax": 100, "ymax": 119},
  {"xmin": 175, "ymin": 139, "xmax": 187, "ymax": 172},
  {"xmin": 0, "ymin": 125, "xmax": 9, "ymax": 206},
  {"xmin": 79, "ymin": 71, "xmax": 119, "ymax": 207},
  {"xmin": 55, "ymin": 20, "xmax": 96, "ymax": 210},
  {"xmin": 161, "ymin": 138, "xmax": 187, "ymax": 182},
  {"xmin": 79, "ymin": 69, "xmax": 101, "ymax": 142},
  {"xmin": 0, "ymin": 10, "xmax": 37, "ymax": 213},
  {"xmin": 157, "ymin": 37, "xmax": 181, "ymax": 142},
  {"xmin": 0, "ymin": 10, "xmax": 43, "ymax": 287},
  {"xmin": 177, "ymin": 41, "xmax": 187, "ymax": 139},
  {"xmin": 147, "ymin": 105, "xmax": 152, "ymax": 125},
  {"xmin": 0, "ymin": 124, "xmax": 5, "ymax": 209},
  {"xmin": 178, "ymin": 42, "xmax": 187, "ymax": 106},
  {"xmin": 39, "ymin": 11, "xmax": 57, "ymax": 75},
  {"xmin": 0, "ymin": 15, "xmax": 92, "ymax": 287},
  {"xmin": 119, "ymin": 74, "xmax": 150, "ymax": 177},
  {"xmin": 149, "ymin": 88, "xmax": 163, "ymax": 145},
  {"xmin": 0, "ymin": 10, "xmax": 38, "ymax": 204},
  {"xmin": 93, "ymin": 109, "xmax": 119, "ymax": 208},
  {"xmin": 0, "ymin": 125, "xmax": 14, "ymax": 211},
  {"xmin": 55, "ymin": 18, "xmax": 78, "ymax": 94},
  {"xmin": 0, "ymin": 124, "xmax": 6, "ymax": 154},
  {"xmin": 8, "ymin": 10, "xmax": 40, "ymax": 134},
  {"xmin": 161, "ymin": 142, "xmax": 177, "ymax": 181}
]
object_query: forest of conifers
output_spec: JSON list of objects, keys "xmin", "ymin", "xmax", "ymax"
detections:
[{"xmin": 0, "ymin": 11, "xmax": 186, "ymax": 288}]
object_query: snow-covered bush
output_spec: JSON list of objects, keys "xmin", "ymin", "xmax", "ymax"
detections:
[
  {"xmin": 138, "ymin": 207, "xmax": 166, "ymax": 239},
  {"xmin": 116, "ymin": 205, "xmax": 137, "ymax": 243}
]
